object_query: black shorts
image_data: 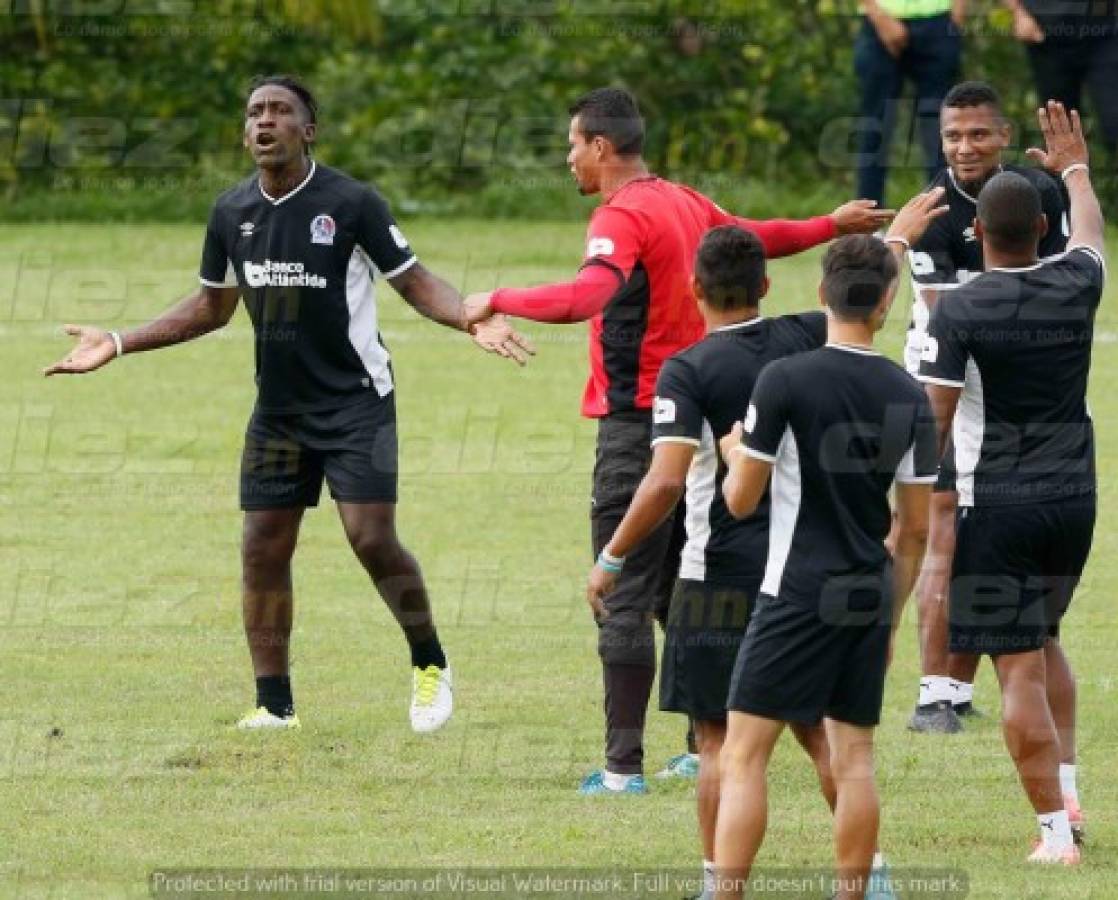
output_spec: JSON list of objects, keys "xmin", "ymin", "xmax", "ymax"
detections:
[
  {"xmin": 949, "ymin": 499, "xmax": 1096, "ymax": 656},
  {"xmin": 727, "ymin": 590, "xmax": 891, "ymax": 728},
  {"xmin": 660, "ymin": 578, "xmax": 759, "ymax": 723},
  {"xmin": 240, "ymin": 392, "xmax": 398, "ymax": 510}
]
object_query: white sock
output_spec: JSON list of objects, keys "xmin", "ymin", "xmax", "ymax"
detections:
[
  {"xmin": 871, "ymin": 851, "xmax": 885, "ymax": 870},
  {"xmin": 918, "ymin": 676, "xmax": 952, "ymax": 706},
  {"xmin": 703, "ymin": 860, "xmax": 716, "ymax": 897},
  {"xmin": 1038, "ymin": 810, "xmax": 1074, "ymax": 851},
  {"xmin": 1059, "ymin": 764, "xmax": 1079, "ymax": 804},
  {"xmin": 952, "ymin": 680, "xmax": 974, "ymax": 705},
  {"xmin": 602, "ymin": 769, "xmax": 635, "ymax": 791}
]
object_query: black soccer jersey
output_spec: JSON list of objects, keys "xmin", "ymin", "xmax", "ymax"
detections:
[
  {"xmin": 918, "ymin": 245, "xmax": 1104, "ymax": 507},
  {"xmin": 904, "ymin": 165, "xmax": 1068, "ymax": 374},
  {"xmin": 199, "ymin": 161, "xmax": 417, "ymax": 413},
  {"xmin": 651, "ymin": 313, "xmax": 827, "ymax": 584},
  {"xmin": 743, "ymin": 345, "xmax": 938, "ymax": 610}
]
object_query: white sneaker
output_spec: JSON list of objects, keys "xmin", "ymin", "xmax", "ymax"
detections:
[
  {"xmin": 236, "ymin": 706, "xmax": 301, "ymax": 730},
  {"xmin": 410, "ymin": 665, "xmax": 453, "ymax": 733}
]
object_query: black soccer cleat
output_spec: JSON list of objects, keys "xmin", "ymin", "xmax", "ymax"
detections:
[
  {"xmin": 907, "ymin": 700, "xmax": 963, "ymax": 734},
  {"xmin": 952, "ymin": 700, "xmax": 984, "ymax": 718}
]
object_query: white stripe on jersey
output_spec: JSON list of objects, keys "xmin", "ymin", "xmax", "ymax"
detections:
[
  {"xmin": 760, "ymin": 426, "xmax": 801, "ymax": 598},
  {"xmin": 346, "ymin": 246, "xmax": 394, "ymax": 397},
  {"xmin": 679, "ymin": 421, "xmax": 717, "ymax": 582},
  {"xmin": 953, "ymin": 357, "xmax": 985, "ymax": 507}
]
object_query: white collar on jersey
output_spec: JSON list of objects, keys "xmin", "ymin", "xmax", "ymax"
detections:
[
  {"xmin": 947, "ymin": 164, "xmax": 1003, "ymax": 205},
  {"xmin": 713, "ymin": 316, "xmax": 763, "ymax": 332},
  {"xmin": 825, "ymin": 342, "xmax": 880, "ymax": 356},
  {"xmin": 258, "ymin": 159, "xmax": 317, "ymax": 206}
]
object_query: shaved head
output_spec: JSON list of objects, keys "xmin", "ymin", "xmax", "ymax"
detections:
[{"xmin": 976, "ymin": 172, "xmax": 1044, "ymax": 254}]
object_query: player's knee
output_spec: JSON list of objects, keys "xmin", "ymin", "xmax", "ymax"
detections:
[
  {"xmin": 242, "ymin": 525, "xmax": 297, "ymax": 572},
  {"xmin": 347, "ymin": 526, "xmax": 401, "ymax": 571}
]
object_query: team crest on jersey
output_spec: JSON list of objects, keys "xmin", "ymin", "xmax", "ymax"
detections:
[
  {"xmin": 240, "ymin": 222, "xmax": 256, "ymax": 238},
  {"xmin": 587, "ymin": 237, "xmax": 615, "ymax": 258},
  {"xmin": 310, "ymin": 214, "xmax": 336, "ymax": 246}
]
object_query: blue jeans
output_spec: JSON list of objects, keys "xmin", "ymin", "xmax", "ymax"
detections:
[{"xmin": 854, "ymin": 13, "xmax": 961, "ymax": 206}]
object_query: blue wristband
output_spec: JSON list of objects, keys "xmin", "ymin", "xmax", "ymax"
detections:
[{"xmin": 597, "ymin": 551, "xmax": 624, "ymax": 574}]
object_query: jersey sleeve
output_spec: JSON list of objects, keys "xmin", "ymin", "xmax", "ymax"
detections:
[
  {"xmin": 651, "ymin": 357, "xmax": 705, "ymax": 446},
  {"xmin": 909, "ymin": 218, "xmax": 960, "ymax": 289},
  {"xmin": 581, "ymin": 205, "xmax": 645, "ymax": 282},
  {"xmin": 787, "ymin": 311, "xmax": 828, "ymax": 347},
  {"xmin": 199, "ymin": 204, "xmax": 237, "ymax": 288},
  {"xmin": 742, "ymin": 362, "xmax": 791, "ymax": 463},
  {"xmin": 356, "ymin": 188, "xmax": 417, "ymax": 279},
  {"xmin": 918, "ymin": 295, "xmax": 969, "ymax": 387},
  {"xmin": 1037, "ymin": 172, "xmax": 1070, "ymax": 258},
  {"xmin": 1063, "ymin": 245, "xmax": 1107, "ymax": 296},
  {"xmin": 896, "ymin": 394, "xmax": 939, "ymax": 484}
]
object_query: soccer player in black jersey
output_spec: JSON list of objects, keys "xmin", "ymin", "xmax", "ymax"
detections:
[
  {"xmin": 918, "ymin": 102, "xmax": 1103, "ymax": 863},
  {"xmin": 586, "ymin": 226, "xmax": 835, "ymax": 898},
  {"xmin": 902, "ymin": 81, "xmax": 1071, "ymax": 734},
  {"xmin": 713, "ymin": 229, "xmax": 942, "ymax": 899},
  {"xmin": 44, "ymin": 75, "xmax": 533, "ymax": 733}
]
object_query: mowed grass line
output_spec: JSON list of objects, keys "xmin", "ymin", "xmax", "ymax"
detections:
[{"xmin": 0, "ymin": 221, "xmax": 1116, "ymax": 899}]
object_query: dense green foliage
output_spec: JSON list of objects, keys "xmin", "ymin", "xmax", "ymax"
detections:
[{"xmin": 0, "ymin": 1, "xmax": 1106, "ymax": 219}]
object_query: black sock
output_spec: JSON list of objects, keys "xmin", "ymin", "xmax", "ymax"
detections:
[
  {"xmin": 410, "ymin": 633, "xmax": 447, "ymax": 670},
  {"xmin": 256, "ymin": 675, "xmax": 294, "ymax": 717}
]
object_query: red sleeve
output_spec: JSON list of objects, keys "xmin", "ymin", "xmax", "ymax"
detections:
[
  {"xmin": 490, "ymin": 263, "xmax": 620, "ymax": 323},
  {"xmin": 705, "ymin": 195, "xmax": 836, "ymax": 258},
  {"xmin": 489, "ymin": 204, "xmax": 643, "ymax": 323},
  {"xmin": 728, "ymin": 215, "xmax": 836, "ymax": 259}
]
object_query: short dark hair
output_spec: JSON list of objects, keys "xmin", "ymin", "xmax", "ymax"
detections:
[
  {"xmin": 569, "ymin": 87, "xmax": 644, "ymax": 156},
  {"xmin": 694, "ymin": 226, "xmax": 767, "ymax": 311},
  {"xmin": 942, "ymin": 80, "xmax": 1003, "ymax": 118},
  {"xmin": 977, "ymin": 171, "xmax": 1043, "ymax": 253},
  {"xmin": 247, "ymin": 74, "xmax": 318, "ymax": 125},
  {"xmin": 820, "ymin": 235, "xmax": 898, "ymax": 323}
]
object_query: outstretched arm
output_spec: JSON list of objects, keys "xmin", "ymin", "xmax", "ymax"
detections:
[
  {"xmin": 390, "ymin": 263, "xmax": 536, "ymax": 365},
  {"xmin": 1027, "ymin": 100, "xmax": 1105, "ymax": 256},
  {"xmin": 43, "ymin": 285, "xmax": 239, "ymax": 376}
]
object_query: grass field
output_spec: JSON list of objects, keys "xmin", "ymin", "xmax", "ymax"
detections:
[{"xmin": 1, "ymin": 220, "xmax": 1117, "ymax": 899}]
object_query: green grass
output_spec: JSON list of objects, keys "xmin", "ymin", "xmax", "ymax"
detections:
[{"xmin": 1, "ymin": 220, "xmax": 1117, "ymax": 899}]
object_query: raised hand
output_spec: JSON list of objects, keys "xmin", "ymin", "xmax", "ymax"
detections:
[
  {"xmin": 1012, "ymin": 6, "xmax": 1045, "ymax": 44},
  {"xmin": 831, "ymin": 199, "xmax": 896, "ymax": 235},
  {"xmin": 470, "ymin": 313, "xmax": 536, "ymax": 366},
  {"xmin": 884, "ymin": 186, "xmax": 949, "ymax": 248},
  {"xmin": 43, "ymin": 325, "xmax": 117, "ymax": 376},
  {"xmin": 1026, "ymin": 100, "xmax": 1089, "ymax": 175}
]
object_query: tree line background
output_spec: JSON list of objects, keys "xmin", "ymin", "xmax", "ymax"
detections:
[{"xmin": 0, "ymin": 0, "xmax": 1104, "ymax": 221}]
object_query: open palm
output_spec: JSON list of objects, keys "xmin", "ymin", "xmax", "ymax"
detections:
[{"xmin": 43, "ymin": 325, "xmax": 116, "ymax": 376}]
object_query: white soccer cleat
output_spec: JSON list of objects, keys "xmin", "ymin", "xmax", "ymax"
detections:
[
  {"xmin": 236, "ymin": 706, "xmax": 301, "ymax": 730},
  {"xmin": 410, "ymin": 665, "xmax": 453, "ymax": 733},
  {"xmin": 1027, "ymin": 841, "xmax": 1081, "ymax": 865}
]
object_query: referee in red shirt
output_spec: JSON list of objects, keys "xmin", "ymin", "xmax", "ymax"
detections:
[{"xmin": 465, "ymin": 87, "xmax": 893, "ymax": 793}]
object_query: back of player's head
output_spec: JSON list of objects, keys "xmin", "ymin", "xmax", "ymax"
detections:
[
  {"xmin": 942, "ymin": 81, "xmax": 1004, "ymax": 119},
  {"xmin": 820, "ymin": 235, "xmax": 898, "ymax": 323},
  {"xmin": 248, "ymin": 74, "xmax": 319, "ymax": 125},
  {"xmin": 976, "ymin": 171, "xmax": 1043, "ymax": 253},
  {"xmin": 569, "ymin": 88, "xmax": 644, "ymax": 156},
  {"xmin": 694, "ymin": 226, "xmax": 767, "ymax": 311}
]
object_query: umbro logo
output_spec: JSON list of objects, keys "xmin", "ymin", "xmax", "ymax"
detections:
[{"xmin": 240, "ymin": 222, "xmax": 256, "ymax": 238}]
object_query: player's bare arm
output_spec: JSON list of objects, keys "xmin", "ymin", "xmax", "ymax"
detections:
[
  {"xmin": 828, "ymin": 199, "xmax": 897, "ymax": 235},
  {"xmin": 43, "ymin": 284, "xmax": 239, "ymax": 376},
  {"xmin": 586, "ymin": 442, "xmax": 694, "ymax": 619},
  {"xmin": 390, "ymin": 264, "xmax": 536, "ymax": 366},
  {"xmin": 1027, "ymin": 101, "xmax": 1105, "ymax": 255},
  {"xmin": 883, "ymin": 187, "xmax": 950, "ymax": 265},
  {"xmin": 1003, "ymin": 0, "xmax": 1045, "ymax": 43},
  {"xmin": 719, "ymin": 422, "xmax": 771, "ymax": 520},
  {"xmin": 924, "ymin": 384, "xmax": 962, "ymax": 457},
  {"xmin": 890, "ymin": 481, "xmax": 932, "ymax": 659}
]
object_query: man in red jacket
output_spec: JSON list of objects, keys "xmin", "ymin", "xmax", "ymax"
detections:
[{"xmin": 465, "ymin": 87, "xmax": 893, "ymax": 794}]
